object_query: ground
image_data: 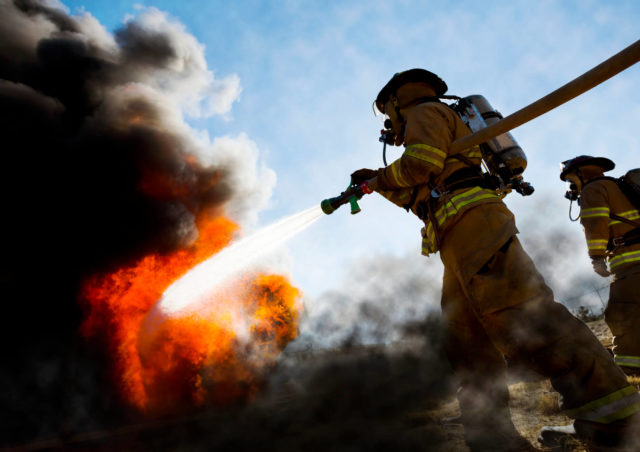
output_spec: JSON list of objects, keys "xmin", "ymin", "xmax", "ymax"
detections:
[
  {"xmin": 419, "ymin": 318, "xmax": 638, "ymax": 452},
  {"xmin": 7, "ymin": 318, "xmax": 639, "ymax": 451}
]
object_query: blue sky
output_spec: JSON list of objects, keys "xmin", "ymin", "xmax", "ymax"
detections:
[{"xmin": 58, "ymin": 0, "xmax": 640, "ymax": 315}]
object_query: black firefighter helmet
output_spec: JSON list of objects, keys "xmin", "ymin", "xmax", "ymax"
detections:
[
  {"xmin": 375, "ymin": 69, "xmax": 447, "ymax": 113},
  {"xmin": 560, "ymin": 155, "xmax": 615, "ymax": 181}
]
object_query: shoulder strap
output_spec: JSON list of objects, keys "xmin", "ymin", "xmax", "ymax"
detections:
[
  {"xmin": 582, "ymin": 175, "xmax": 613, "ymax": 188},
  {"xmin": 585, "ymin": 176, "xmax": 640, "ymax": 220},
  {"xmin": 588, "ymin": 175, "xmax": 640, "ymax": 204},
  {"xmin": 448, "ymin": 153, "xmax": 476, "ymax": 167},
  {"xmin": 610, "ymin": 212, "xmax": 640, "ymax": 228}
]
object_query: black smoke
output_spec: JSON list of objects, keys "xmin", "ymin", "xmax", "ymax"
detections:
[
  {"xmin": 6, "ymin": 314, "xmax": 458, "ymax": 452},
  {"xmin": 0, "ymin": 0, "xmax": 256, "ymax": 445}
]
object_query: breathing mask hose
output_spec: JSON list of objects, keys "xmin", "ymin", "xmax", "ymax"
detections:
[
  {"xmin": 379, "ymin": 118, "xmax": 394, "ymax": 167},
  {"xmin": 382, "ymin": 141, "xmax": 388, "ymax": 166},
  {"xmin": 569, "ymin": 199, "xmax": 580, "ymax": 222}
]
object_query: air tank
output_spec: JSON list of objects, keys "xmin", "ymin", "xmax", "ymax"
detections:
[{"xmin": 457, "ymin": 95, "xmax": 528, "ymax": 177}]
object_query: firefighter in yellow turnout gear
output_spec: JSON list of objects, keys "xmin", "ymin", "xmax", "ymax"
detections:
[
  {"xmin": 561, "ymin": 156, "xmax": 640, "ymax": 373},
  {"xmin": 352, "ymin": 69, "xmax": 640, "ymax": 451}
]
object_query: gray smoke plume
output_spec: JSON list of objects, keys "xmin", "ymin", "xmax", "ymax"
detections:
[
  {"xmin": 515, "ymin": 194, "xmax": 609, "ymax": 315},
  {"xmin": 0, "ymin": 0, "xmax": 274, "ymax": 445},
  {"xmin": 293, "ymin": 194, "xmax": 606, "ymax": 351},
  {"xmin": 291, "ymin": 251, "xmax": 444, "ymax": 350}
]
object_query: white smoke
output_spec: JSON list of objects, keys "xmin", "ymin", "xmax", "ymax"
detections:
[{"xmin": 118, "ymin": 7, "xmax": 242, "ymax": 119}]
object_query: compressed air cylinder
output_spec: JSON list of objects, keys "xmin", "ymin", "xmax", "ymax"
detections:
[{"xmin": 460, "ymin": 95, "xmax": 528, "ymax": 176}]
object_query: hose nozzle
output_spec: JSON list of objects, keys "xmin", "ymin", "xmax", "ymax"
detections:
[
  {"xmin": 321, "ymin": 180, "xmax": 368, "ymax": 215},
  {"xmin": 320, "ymin": 198, "xmax": 338, "ymax": 215}
]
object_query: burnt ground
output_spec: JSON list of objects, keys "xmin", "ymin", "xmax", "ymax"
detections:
[{"xmin": 3, "ymin": 317, "xmax": 637, "ymax": 452}]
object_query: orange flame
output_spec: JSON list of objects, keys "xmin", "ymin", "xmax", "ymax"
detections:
[{"xmin": 81, "ymin": 216, "xmax": 302, "ymax": 414}]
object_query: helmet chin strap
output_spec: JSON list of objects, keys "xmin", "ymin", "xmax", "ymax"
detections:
[
  {"xmin": 576, "ymin": 168, "xmax": 586, "ymax": 188},
  {"xmin": 391, "ymin": 94, "xmax": 405, "ymax": 124},
  {"xmin": 387, "ymin": 94, "xmax": 406, "ymax": 146}
]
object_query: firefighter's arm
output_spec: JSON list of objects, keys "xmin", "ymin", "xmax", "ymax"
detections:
[
  {"xmin": 376, "ymin": 104, "xmax": 452, "ymax": 190},
  {"xmin": 579, "ymin": 183, "xmax": 610, "ymax": 259}
]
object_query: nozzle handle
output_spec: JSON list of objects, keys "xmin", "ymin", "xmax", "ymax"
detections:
[
  {"xmin": 320, "ymin": 181, "xmax": 366, "ymax": 215},
  {"xmin": 349, "ymin": 197, "xmax": 361, "ymax": 214}
]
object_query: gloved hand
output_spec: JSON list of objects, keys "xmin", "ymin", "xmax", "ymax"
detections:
[
  {"xmin": 351, "ymin": 168, "xmax": 378, "ymax": 186},
  {"xmin": 591, "ymin": 256, "xmax": 611, "ymax": 277}
]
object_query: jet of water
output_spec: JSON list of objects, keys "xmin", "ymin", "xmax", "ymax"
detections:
[{"xmin": 158, "ymin": 205, "xmax": 324, "ymax": 314}]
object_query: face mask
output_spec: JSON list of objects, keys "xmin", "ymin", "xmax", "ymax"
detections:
[{"xmin": 565, "ymin": 182, "xmax": 580, "ymax": 201}]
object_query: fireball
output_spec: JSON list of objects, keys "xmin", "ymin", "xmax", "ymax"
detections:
[{"xmin": 81, "ymin": 216, "xmax": 302, "ymax": 413}]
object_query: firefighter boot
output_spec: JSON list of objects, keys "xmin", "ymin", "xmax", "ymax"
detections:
[
  {"xmin": 462, "ymin": 408, "xmax": 537, "ymax": 452},
  {"xmin": 539, "ymin": 412, "xmax": 640, "ymax": 450}
]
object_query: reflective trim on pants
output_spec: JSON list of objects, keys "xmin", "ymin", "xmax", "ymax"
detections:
[
  {"xmin": 615, "ymin": 355, "xmax": 640, "ymax": 369},
  {"xmin": 563, "ymin": 385, "xmax": 640, "ymax": 424}
]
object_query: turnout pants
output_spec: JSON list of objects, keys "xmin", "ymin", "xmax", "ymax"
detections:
[
  {"xmin": 439, "ymin": 205, "xmax": 638, "ymax": 434},
  {"xmin": 607, "ymin": 264, "xmax": 640, "ymax": 370}
]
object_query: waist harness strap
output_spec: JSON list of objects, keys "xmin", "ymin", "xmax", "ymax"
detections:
[
  {"xmin": 609, "ymin": 227, "xmax": 640, "ymax": 250},
  {"xmin": 402, "ymin": 167, "xmax": 486, "ymax": 211},
  {"xmin": 442, "ymin": 167, "xmax": 486, "ymax": 192}
]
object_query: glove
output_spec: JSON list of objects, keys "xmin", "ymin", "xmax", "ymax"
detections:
[
  {"xmin": 351, "ymin": 168, "xmax": 379, "ymax": 185},
  {"xmin": 591, "ymin": 256, "xmax": 610, "ymax": 277}
]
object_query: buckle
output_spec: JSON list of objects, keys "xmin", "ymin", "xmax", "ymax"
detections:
[
  {"xmin": 612, "ymin": 236, "xmax": 626, "ymax": 247},
  {"xmin": 431, "ymin": 186, "xmax": 446, "ymax": 198}
]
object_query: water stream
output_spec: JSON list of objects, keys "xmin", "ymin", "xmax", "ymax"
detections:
[{"xmin": 158, "ymin": 205, "xmax": 324, "ymax": 314}]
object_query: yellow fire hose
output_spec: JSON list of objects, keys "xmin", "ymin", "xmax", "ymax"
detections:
[{"xmin": 450, "ymin": 39, "xmax": 640, "ymax": 153}]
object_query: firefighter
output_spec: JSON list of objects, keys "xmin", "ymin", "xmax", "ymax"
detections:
[
  {"xmin": 351, "ymin": 69, "xmax": 640, "ymax": 451},
  {"xmin": 560, "ymin": 156, "xmax": 640, "ymax": 374}
]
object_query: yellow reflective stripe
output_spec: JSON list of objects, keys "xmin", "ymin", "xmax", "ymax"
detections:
[
  {"xmin": 434, "ymin": 187, "xmax": 499, "ymax": 226},
  {"xmin": 587, "ymin": 239, "xmax": 608, "ymax": 251},
  {"xmin": 446, "ymin": 147, "xmax": 482, "ymax": 163},
  {"xmin": 596, "ymin": 401, "xmax": 640, "ymax": 423},
  {"xmin": 437, "ymin": 188, "xmax": 499, "ymax": 223},
  {"xmin": 405, "ymin": 144, "xmax": 446, "ymax": 169},
  {"xmin": 609, "ymin": 209, "xmax": 640, "ymax": 226},
  {"xmin": 421, "ymin": 238, "xmax": 435, "ymax": 256},
  {"xmin": 581, "ymin": 207, "xmax": 610, "ymax": 218},
  {"xmin": 422, "ymin": 187, "xmax": 499, "ymax": 256},
  {"xmin": 389, "ymin": 160, "xmax": 411, "ymax": 187},
  {"xmin": 618, "ymin": 209, "xmax": 640, "ymax": 219},
  {"xmin": 425, "ymin": 221, "xmax": 435, "ymax": 239},
  {"xmin": 463, "ymin": 146, "xmax": 482, "ymax": 159},
  {"xmin": 615, "ymin": 355, "xmax": 640, "ymax": 369},
  {"xmin": 563, "ymin": 385, "xmax": 640, "ymax": 424},
  {"xmin": 610, "ymin": 250, "xmax": 640, "ymax": 269}
]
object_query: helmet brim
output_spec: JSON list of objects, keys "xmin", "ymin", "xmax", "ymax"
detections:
[
  {"xmin": 375, "ymin": 69, "xmax": 447, "ymax": 112},
  {"xmin": 560, "ymin": 157, "xmax": 615, "ymax": 180}
]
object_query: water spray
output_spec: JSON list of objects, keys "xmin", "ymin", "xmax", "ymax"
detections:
[{"xmin": 158, "ymin": 206, "xmax": 324, "ymax": 314}]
